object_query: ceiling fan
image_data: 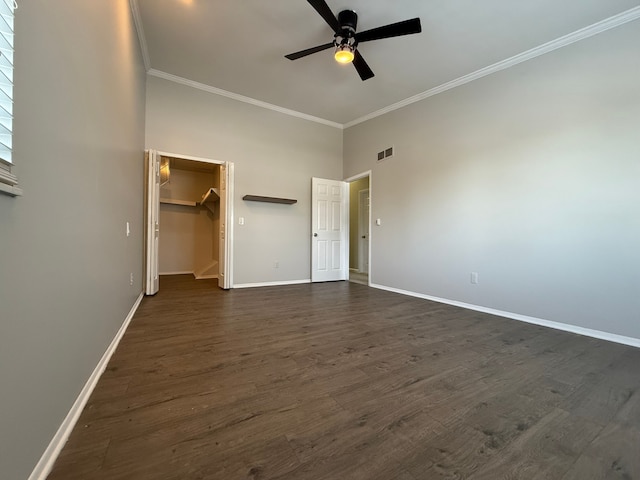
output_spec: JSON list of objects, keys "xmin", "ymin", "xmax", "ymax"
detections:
[{"xmin": 285, "ymin": 0, "xmax": 422, "ymax": 81}]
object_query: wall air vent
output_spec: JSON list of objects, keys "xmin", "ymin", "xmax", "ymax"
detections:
[{"xmin": 377, "ymin": 146, "xmax": 394, "ymax": 162}]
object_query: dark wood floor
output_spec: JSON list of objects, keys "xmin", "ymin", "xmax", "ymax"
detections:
[{"xmin": 48, "ymin": 275, "xmax": 640, "ymax": 480}]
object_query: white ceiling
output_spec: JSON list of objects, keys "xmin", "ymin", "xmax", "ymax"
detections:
[{"xmin": 133, "ymin": 0, "xmax": 640, "ymax": 125}]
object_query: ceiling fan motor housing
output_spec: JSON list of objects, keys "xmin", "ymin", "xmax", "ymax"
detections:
[
  {"xmin": 335, "ymin": 9, "xmax": 358, "ymax": 48},
  {"xmin": 338, "ymin": 10, "xmax": 358, "ymax": 35}
]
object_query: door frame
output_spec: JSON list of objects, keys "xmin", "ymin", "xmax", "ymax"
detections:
[
  {"xmin": 344, "ymin": 170, "xmax": 372, "ymax": 284},
  {"xmin": 144, "ymin": 150, "xmax": 160, "ymax": 295},
  {"xmin": 358, "ymin": 188, "xmax": 370, "ymax": 273},
  {"xmin": 144, "ymin": 149, "xmax": 235, "ymax": 290}
]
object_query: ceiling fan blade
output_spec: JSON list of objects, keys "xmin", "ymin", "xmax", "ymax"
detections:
[
  {"xmin": 355, "ymin": 18, "xmax": 421, "ymax": 43},
  {"xmin": 285, "ymin": 42, "xmax": 334, "ymax": 60},
  {"xmin": 353, "ymin": 50, "xmax": 374, "ymax": 81},
  {"xmin": 306, "ymin": 0, "xmax": 341, "ymax": 33}
]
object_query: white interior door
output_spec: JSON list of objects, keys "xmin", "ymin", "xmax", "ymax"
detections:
[
  {"xmin": 144, "ymin": 150, "xmax": 160, "ymax": 295},
  {"xmin": 358, "ymin": 188, "xmax": 370, "ymax": 273},
  {"xmin": 311, "ymin": 177, "xmax": 348, "ymax": 282}
]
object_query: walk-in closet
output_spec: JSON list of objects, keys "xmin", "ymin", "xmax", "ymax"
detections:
[{"xmin": 158, "ymin": 156, "xmax": 221, "ymax": 279}]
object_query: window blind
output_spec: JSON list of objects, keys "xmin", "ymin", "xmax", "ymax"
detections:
[{"xmin": 0, "ymin": 0, "xmax": 14, "ymax": 164}]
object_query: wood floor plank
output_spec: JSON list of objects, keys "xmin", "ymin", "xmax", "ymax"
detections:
[
  {"xmin": 560, "ymin": 422, "xmax": 640, "ymax": 480},
  {"xmin": 468, "ymin": 408, "xmax": 605, "ymax": 480},
  {"xmin": 47, "ymin": 275, "xmax": 640, "ymax": 479},
  {"xmin": 46, "ymin": 439, "xmax": 111, "ymax": 480}
]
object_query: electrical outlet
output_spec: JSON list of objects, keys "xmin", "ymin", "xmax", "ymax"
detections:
[
  {"xmin": 239, "ymin": 217, "xmax": 245, "ymax": 225},
  {"xmin": 130, "ymin": 272, "xmax": 134, "ymax": 286},
  {"xmin": 274, "ymin": 261, "xmax": 279, "ymax": 269},
  {"xmin": 471, "ymin": 272, "xmax": 479, "ymax": 284}
]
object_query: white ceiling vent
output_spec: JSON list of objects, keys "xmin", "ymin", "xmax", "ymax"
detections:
[{"xmin": 377, "ymin": 146, "xmax": 394, "ymax": 162}]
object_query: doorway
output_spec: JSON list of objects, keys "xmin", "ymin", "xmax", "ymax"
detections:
[
  {"xmin": 144, "ymin": 150, "xmax": 234, "ymax": 294},
  {"xmin": 346, "ymin": 173, "xmax": 371, "ymax": 285}
]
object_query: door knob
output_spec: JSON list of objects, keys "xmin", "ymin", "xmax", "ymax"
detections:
[{"xmin": 314, "ymin": 233, "xmax": 318, "ymax": 237}]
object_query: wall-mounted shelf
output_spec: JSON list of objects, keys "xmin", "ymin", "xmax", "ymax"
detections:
[
  {"xmin": 160, "ymin": 197, "xmax": 197, "ymax": 207},
  {"xmin": 160, "ymin": 187, "xmax": 220, "ymax": 211},
  {"xmin": 243, "ymin": 195, "xmax": 297, "ymax": 205}
]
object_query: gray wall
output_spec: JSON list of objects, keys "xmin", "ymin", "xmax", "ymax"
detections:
[
  {"xmin": 344, "ymin": 20, "xmax": 640, "ymax": 339},
  {"xmin": 145, "ymin": 76, "xmax": 343, "ymax": 285},
  {"xmin": 0, "ymin": 1, "xmax": 146, "ymax": 478}
]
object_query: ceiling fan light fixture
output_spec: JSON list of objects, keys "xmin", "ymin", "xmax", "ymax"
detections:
[
  {"xmin": 284, "ymin": 1, "xmax": 422, "ymax": 81},
  {"xmin": 334, "ymin": 44, "xmax": 355, "ymax": 64}
]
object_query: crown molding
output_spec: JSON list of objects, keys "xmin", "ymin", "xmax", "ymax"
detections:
[
  {"xmin": 132, "ymin": 5, "xmax": 640, "ymax": 130},
  {"xmin": 344, "ymin": 6, "xmax": 640, "ymax": 128},
  {"xmin": 147, "ymin": 69, "xmax": 344, "ymax": 129},
  {"xmin": 129, "ymin": 0, "xmax": 151, "ymax": 71}
]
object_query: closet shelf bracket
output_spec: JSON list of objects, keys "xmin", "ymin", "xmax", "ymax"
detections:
[{"xmin": 201, "ymin": 187, "xmax": 220, "ymax": 213}]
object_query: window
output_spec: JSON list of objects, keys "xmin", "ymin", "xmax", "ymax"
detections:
[{"xmin": 0, "ymin": 0, "xmax": 19, "ymax": 196}]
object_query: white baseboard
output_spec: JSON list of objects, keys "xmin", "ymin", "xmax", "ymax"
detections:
[
  {"xmin": 233, "ymin": 279, "xmax": 311, "ymax": 289},
  {"xmin": 28, "ymin": 292, "xmax": 145, "ymax": 480},
  {"xmin": 370, "ymin": 283, "xmax": 640, "ymax": 349},
  {"xmin": 194, "ymin": 274, "xmax": 218, "ymax": 280},
  {"xmin": 160, "ymin": 271, "xmax": 192, "ymax": 276}
]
